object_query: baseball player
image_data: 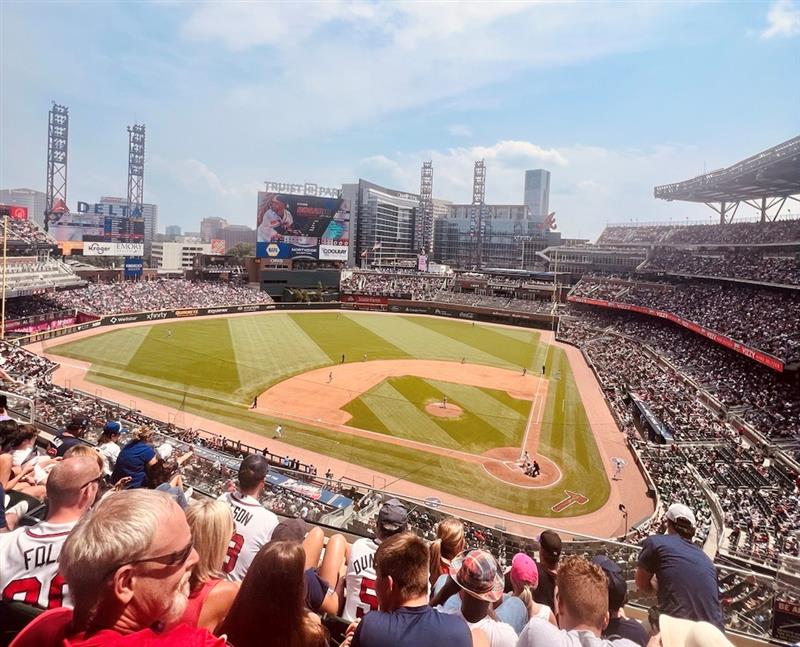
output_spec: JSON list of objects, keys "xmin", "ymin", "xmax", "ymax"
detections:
[
  {"xmin": 273, "ymin": 424, "xmax": 283, "ymax": 439},
  {"xmin": 342, "ymin": 499, "xmax": 408, "ymax": 620},
  {"xmin": 218, "ymin": 455, "xmax": 279, "ymax": 582}
]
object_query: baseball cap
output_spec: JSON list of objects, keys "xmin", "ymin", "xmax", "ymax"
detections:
[
  {"xmin": 666, "ymin": 503, "xmax": 696, "ymax": 529},
  {"xmin": 510, "ymin": 553, "xmax": 539, "ymax": 587},
  {"xmin": 103, "ymin": 421, "xmax": 121, "ymax": 435},
  {"xmin": 660, "ymin": 615, "xmax": 734, "ymax": 647},
  {"xmin": 377, "ymin": 498, "xmax": 408, "ymax": 533},
  {"xmin": 66, "ymin": 416, "xmax": 89, "ymax": 432},
  {"xmin": 157, "ymin": 443, "xmax": 174, "ymax": 461},
  {"xmin": 271, "ymin": 517, "xmax": 308, "ymax": 543},
  {"xmin": 449, "ymin": 549, "xmax": 505, "ymax": 602},
  {"xmin": 591, "ymin": 555, "xmax": 627, "ymax": 611},
  {"xmin": 539, "ymin": 530, "xmax": 562, "ymax": 561}
]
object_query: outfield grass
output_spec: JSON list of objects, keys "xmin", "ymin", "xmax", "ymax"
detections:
[
  {"xmin": 48, "ymin": 312, "xmax": 610, "ymax": 516},
  {"xmin": 343, "ymin": 376, "xmax": 530, "ymax": 454}
]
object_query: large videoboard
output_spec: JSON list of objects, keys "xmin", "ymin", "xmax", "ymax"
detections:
[{"xmin": 256, "ymin": 192, "xmax": 349, "ymax": 261}]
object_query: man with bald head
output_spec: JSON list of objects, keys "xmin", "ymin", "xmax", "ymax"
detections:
[
  {"xmin": 12, "ymin": 489, "xmax": 225, "ymax": 646},
  {"xmin": 0, "ymin": 455, "xmax": 101, "ymax": 609}
]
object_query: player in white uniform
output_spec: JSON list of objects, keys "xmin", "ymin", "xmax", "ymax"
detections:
[
  {"xmin": 342, "ymin": 498, "xmax": 408, "ymax": 620},
  {"xmin": 217, "ymin": 454, "xmax": 278, "ymax": 582},
  {"xmin": 0, "ymin": 456, "xmax": 100, "ymax": 609}
]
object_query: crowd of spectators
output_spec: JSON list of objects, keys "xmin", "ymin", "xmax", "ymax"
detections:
[
  {"xmin": 597, "ymin": 218, "xmax": 800, "ymax": 246},
  {"xmin": 21, "ymin": 279, "xmax": 274, "ymax": 315},
  {"xmin": 571, "ymin": 276, "xmax": 800, "ymax": 363},
  {"xmin": 642, "ymin": 249, "xmax": 799, "ymax": 286},
  {"xmin": 341, "ymin": 271, "xmax": 450, "ymax": 300},
  {"xmin": 5, "ymin": 219, "xmax": 56, "ymax": 246}
]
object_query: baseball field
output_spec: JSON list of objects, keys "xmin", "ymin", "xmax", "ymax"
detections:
[{"xmin": 46, "ymin": 312, "xmax": 611, "ymax": 517}]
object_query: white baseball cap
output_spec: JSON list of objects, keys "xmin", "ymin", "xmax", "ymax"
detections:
[
  {"xmin": 157, "ymin": 443, "xmax": 174, "ymax": 460},
  {"xmin": 666, "ymin": 503, "xmax": 696, "ymax": 528}
]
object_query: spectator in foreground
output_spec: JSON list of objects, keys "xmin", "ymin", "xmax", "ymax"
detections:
[
  {"xmin": 11, "ymin": 489, "xmax": 224, "ymax": 646},
  {"xmin": 497, "ymin": 553, "xmax": 556, "ymax": 633},
  {"xmin": 348, "ymin": 532, "xmax": 471, "ymax": 647},
  {"xmin": 342, "ymin": 497, "xmax": 409, "ymax": 620},
  {"xmin": 217, "ymin": 453, "xmax": 279, "ymax": 581},
  {"xmin": 181, "ymin": 498, "xmax": 240, "ymax": 633},
  {"xmin": 517, "ymin": 555, "xmax": 638, "ymax": 647},
  {"xmin": 110, "ymin": 427, "xmax": 159, "ymax": 488},
  {"xmin": 96, "ymin": 421, "xmax": 123, "ymax": 476},
  {"xmin": 534, "ymin": 530, "xmax": 561, "ymax": 609},
  {"xmin": 654, "ymin": 614, "xmax": 734, "ymax": 647},
  {"xmin": 0, "ymin": 456, "xmax": 101, "ymax": 609},
  {"xmin": 635, "ymin": 504, "xmax": 724, "ymax": 629},
  {"xmin": 51, "ymin": 416, "xmax": 89, "ymax": 457},
  {"xmin": 446, "ymin": 549, "xmax": 517, "ymax": 647},
  {"xmin": 219, "ymin": 540, "xmax": 327, "ymax": 647},
  {"xmin": 429, "ymin": 516, "xmax": 465, "ymax": 590},
  {"xmin": 591, "ymin": 555, "xmax": 649, "ymax": 647}
]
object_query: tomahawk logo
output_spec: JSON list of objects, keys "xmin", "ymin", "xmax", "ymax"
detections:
[{"xmin": 551, "ymin": 490, "xmax": 589, "ymax": 513}]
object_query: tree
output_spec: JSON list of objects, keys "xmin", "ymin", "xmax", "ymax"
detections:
[{"xmin": 227, "ymin": 242, "xmax": 255, "ymax": 260}]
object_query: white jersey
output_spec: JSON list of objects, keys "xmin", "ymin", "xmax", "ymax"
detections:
[
  {"xmin": 217, "ymin": 491, "xmax": 278, "ymax": 582},
  {"xmin": 97, "ymin": 442, "xmax": 120, "ymax": 476},
  {"xmin": 0, "ymin": 520, "xmax": 75, "ymax": 609},
  {"xmin": 342, "ymin": 536, "xmax": 379, "ymax": 621}
]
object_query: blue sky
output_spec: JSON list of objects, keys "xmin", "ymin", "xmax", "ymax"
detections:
[{"xmin": 1, "ymin": 1, "xmax": 798, "ymax": 240}]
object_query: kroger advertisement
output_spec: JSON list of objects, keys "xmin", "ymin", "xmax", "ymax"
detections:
[{"xmin": 256, "ymin": 192, "xmax": 349, "ymax": 261}]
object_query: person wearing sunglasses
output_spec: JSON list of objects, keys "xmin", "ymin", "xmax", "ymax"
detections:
[
  {"xmin": 12, "ymin": 489, "xmax": 225, "ymax": 646},
  {"xmin": 0, "ymin": 456, "xmax": 101, "ymax": 610}
]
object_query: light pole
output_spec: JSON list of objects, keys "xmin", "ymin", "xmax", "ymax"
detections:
[{"xmin": 1, "ymin": 214, "xmax": 8, "ymax": 341}]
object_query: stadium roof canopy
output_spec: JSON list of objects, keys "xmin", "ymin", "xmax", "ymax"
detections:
[{"xmin": 654, "ymin": 135, "xmax": 800, "ymax": 203}]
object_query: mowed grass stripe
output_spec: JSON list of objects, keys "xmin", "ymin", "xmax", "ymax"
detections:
[
  {"xmin": 48, "ymin": 325, "xmax": 150, "ymax": 371},
  {"xmin": 228, "ymin": 314, "xmax": 331, "ymax": 401},
  {"xmin": 348, "ymin": 313, "xmax": 509, "ymax": 367},
  {"xmin": 357, "ymin": 381, "xmax": 462, "ymax": 450},
  {"xmin": 125, "ymin": 320, "xmax": 242, "ymax": 398},
  {"xmin": 408, "ymin": 317, "xmax": 540, "ymax": 369},
  {"xmin": 425, "ymin": 379, "xmax": 527, "ymax": 444},
  {"xmin": 290, "ymin": 312, "xmax": 408, "ymax": 363}
]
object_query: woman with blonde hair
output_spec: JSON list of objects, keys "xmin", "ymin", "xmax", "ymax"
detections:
[
  {"xmin": 429, "ymin": 516, "xmax": 465, "ymax": 590},
  {"xmin": 180, "ymin": 498, "xmax": 240, "ymax": 633},
  {"xmin": 501, "ymin": 552, "xmax": 556, "ymax": 632}
]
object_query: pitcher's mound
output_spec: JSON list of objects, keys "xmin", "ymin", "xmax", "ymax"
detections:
[{"xmin": 425, "ymin": 402, "xmax": 464, "ymax": 419}]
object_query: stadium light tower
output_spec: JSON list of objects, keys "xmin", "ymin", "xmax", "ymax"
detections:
[
  {"xmin": 417, "ymin": 161, "xmax": 434, "ymax": 255},
  {"xmin": 45, "ymin": 102, "xmax": 69, "ymax": 231},
  {"xmin": 470, "ymin": 160, "xmax": 486, "ymax": 269},
  {"xmin": 127, "ymin": 123, "xmax": 146, "ymax": 216}
]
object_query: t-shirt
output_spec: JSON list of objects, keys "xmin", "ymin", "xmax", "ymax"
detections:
[
  {"xmin": 604, "ymin": 617, "xmax": 649, "ymax": 647},
  {"xmin": 517, "ymin": 617, "xmax": 639, "ymax": 647},
  {"xmin": 217, "ymin": 491, "xmax": 278, "ymax": 582},
  {"xmin": 534, "ymin": 562, "xmax": 556, "ymax": 609},
  {"xmin": 13, "ymin": 608, "xmax": 226, "ymax": 647},
  {"xmin": 98, "ymin": 442, "xmax": 121, "ymax": 476},
  {"xmin": 446, "ymin": 608, "xmax": 517, "ymax": 647},
  {"xmin": 637, "ymin": 534, "xmax": 724, "ymax": 629},
  {"xmin": 0, "ymin": 520, "xmax": 76, "ymax": 609},
  {"xmin": 343, "ymin": 537, "xmax": 380, "ymax": 620},
  {"xmin": 111, "ymin": 440, "xmax": 157, "ymax": 488},
  {"xmin": 353, "ymin": 605, "xmax": 471, "ymax": 647},
  {"xmin": 51, "ymin": 434, "xmax": 84, "ymax": 458},
  {"xmin": 495, "ymin": 594, "xmax": 529, "ymax": 635}
]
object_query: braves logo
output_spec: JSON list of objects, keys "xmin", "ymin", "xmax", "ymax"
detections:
[{"xmin": 551, "ymin": 490, "xmax": 589, "ymax": 513}]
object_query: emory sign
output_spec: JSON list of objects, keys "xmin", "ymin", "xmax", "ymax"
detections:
[{"xmin": 263, "ymin": 181, "xmax": 341, "ymax": 198}]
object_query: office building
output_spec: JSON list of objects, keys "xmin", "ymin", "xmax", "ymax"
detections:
[
  {"xmin": 0, "ymin": 188, "xmax": 48, "ymax": 227},
  {"xmin": 151, "ymin": 241, "xmax": 212, "ymax": 270},
  {"xmin": 213, "ymin": 224, "xmax": 255, "ymax": 251},
  {"xmin": 523, "ymin": 169, "xmax": 550, "ymax": 224},
  {"xmin": 201, "ymin": 217, "xmax": 228, "ymax": 242},
  {"xmin": 165, "ymin": 225, "xmax": 182, "ymax": 239}
]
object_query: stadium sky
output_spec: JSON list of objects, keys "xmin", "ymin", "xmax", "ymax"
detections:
[{"xmin": 1, "ymin": 1, "xmax": 798, "ymax": 240}]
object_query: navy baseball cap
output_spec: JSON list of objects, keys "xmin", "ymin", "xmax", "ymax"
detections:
[
  {"xmin": 591, "ymin": 555, "xmax": 627, "ymax": 611},
  {"xmin": 377, "ymin": 498, "xmax": 408, "ymax": 532}
]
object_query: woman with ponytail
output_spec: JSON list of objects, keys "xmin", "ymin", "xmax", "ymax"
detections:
[
  {"xmin": 506, "ymin": 553, "xmax": 556, "ymax": 631},
  {"xmin": 429, "ymin": 517, "xmax": 465, "ymax": 591}
]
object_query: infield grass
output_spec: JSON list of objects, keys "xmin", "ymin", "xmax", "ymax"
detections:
[{"xmin": 48, "ymin": 312, "xmax": 610, "ymax": 516}]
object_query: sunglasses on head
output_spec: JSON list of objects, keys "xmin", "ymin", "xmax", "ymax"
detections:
[{"xmin": 103, "ymin": 539, "xmax": 194, "ymax": 581}]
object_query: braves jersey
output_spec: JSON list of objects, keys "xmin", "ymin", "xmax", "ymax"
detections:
[
  {"xmin": 0, "ymin": 520, "xmax": 75, "ymax": 609},
  {"xmin": 217, "ymin": 491, "xmax": 278, "ymax": 582},
  {"xmin": 343, "ymin": 537, "xmax": 380, "ymax": 621}
]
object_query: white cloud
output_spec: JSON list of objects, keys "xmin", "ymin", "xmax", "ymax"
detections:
[
  {"xmin": 447, "ymin": 124, "xmax": 473, "ymax": 138},
  {"xmin": 761, "ymin": 0, "xmax": 800, "ymax": 38},
  {"xmin": 150, "ymin": 156, "xmax": 260, "ymax": 201},
  {"xmin": 176, "ymin": 2, "xmax": 676, "ymax": 136}
]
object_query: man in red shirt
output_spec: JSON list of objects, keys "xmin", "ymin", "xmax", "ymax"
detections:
[{"xmin": 12, "ymin": 489, "xmax": 225, "ymax": 646}]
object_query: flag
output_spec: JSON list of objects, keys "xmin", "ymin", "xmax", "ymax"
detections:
[{"xmin": 372, "ymin": 241, "xmax": 382, "ymax": 250}]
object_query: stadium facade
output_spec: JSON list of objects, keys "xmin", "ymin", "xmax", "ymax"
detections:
[{"xmin": 0, "ymin": 188, "xmax": 48, "ymax": 228}]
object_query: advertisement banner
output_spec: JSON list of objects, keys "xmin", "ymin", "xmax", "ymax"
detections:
[
  {"xmin": 210, "ymin": 239, "xmax": 226, "ymax": 254},
  {"xmin": 84, "ymin": 241, "xmax": 145, "ymax": 257},
  {"xmin": 124, "ymin": 257, "xmax": 144, "ymax": 279},
  {"xmin": 773, "ymin": 598, "xmax": 800, "ymax": 642},
  {"xmin": 0, "ymin": 205, "xmax": 29, "ymax": 221},
  {"xmin": 49, "ymin": 213, "xmax": 104, "ymax": 242},
  {"xmin": 417, "ymin": 254, "xmax": 429, "ymax": 272},
  {"xmin": 256, "ymin": 191, "xmax": 349, "ymax": 260},
  {"xmin": 567, "ymin": 295, "xmax": 784, "ymax": 372},
  {"xmin": 318, "ymin": 244, "xmax": 349, "ymax": 261}
]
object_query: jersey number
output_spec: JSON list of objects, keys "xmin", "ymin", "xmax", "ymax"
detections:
[
  {"xmin": 356, "ymin": 576, "xmax": 378, "ymax": 617},
  {"xmin": 2, "ymin": 573, "xmax": 67, "ymax": 609},
  {"xmin": 223, "ymin": 532, "xmax": 245, "ymax": 573}
]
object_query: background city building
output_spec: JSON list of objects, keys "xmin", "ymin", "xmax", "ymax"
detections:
[
  {"xmin": 523, "ymin": 169, "xmax": 551, "ymax": 224},
  {"xmin": 0, "ymin": 188, "xmax": 48, "ymax": 227},
  {"xmin": 151, "ymin": 240, "xmax": 212, "ymax": 270},
  {"xmin": 201, "ymin": 216, "xmax": 228, "ymax": 241},
  {"xmin": 165, "ymin": 224, "xmax": 182, "ymax": 239},
  {"xmin": 213, "ymin": 223, "xmax": 255, "ymax": 251}
]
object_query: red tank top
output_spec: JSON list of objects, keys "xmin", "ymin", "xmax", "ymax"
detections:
[{"xmin": 179, "ymin": 579, "xmax": 221, "ymax": 628}]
